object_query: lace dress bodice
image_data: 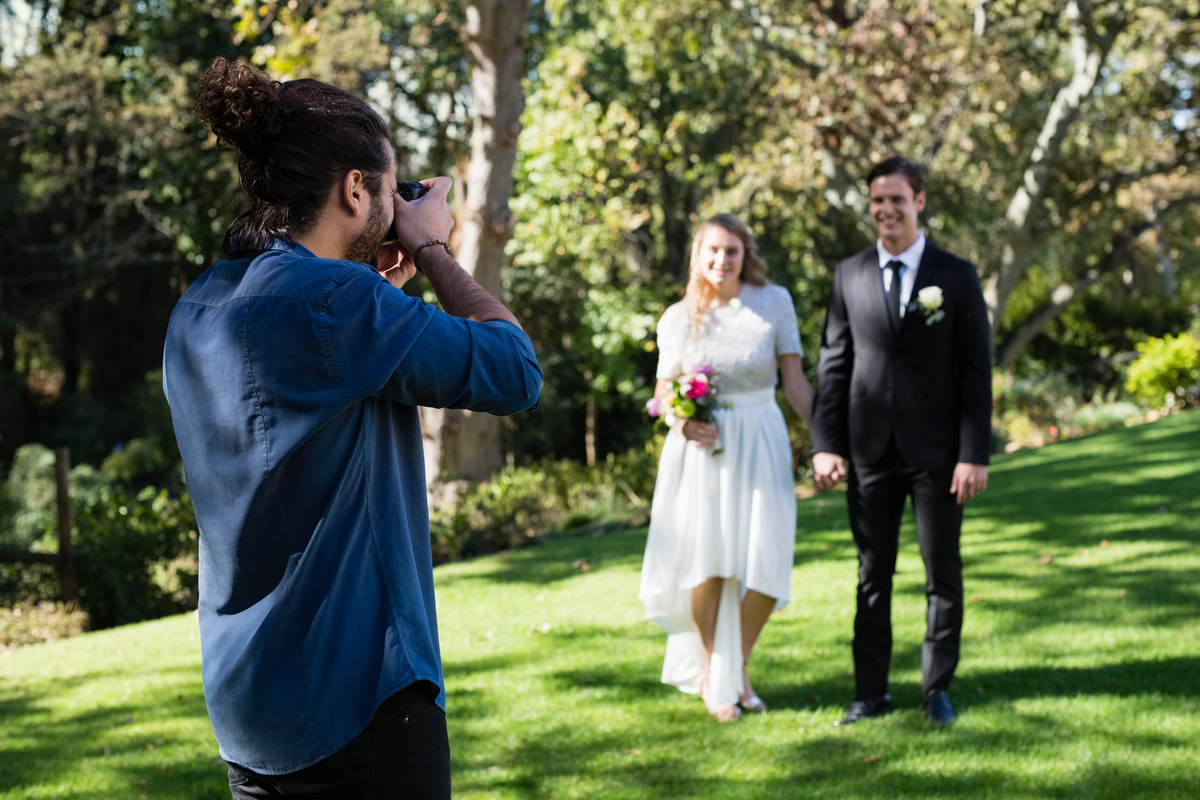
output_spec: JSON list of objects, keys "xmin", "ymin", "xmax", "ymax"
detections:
[{"xmin": 655, "ymin": 283, "xmax": 802, "ymax": 394}]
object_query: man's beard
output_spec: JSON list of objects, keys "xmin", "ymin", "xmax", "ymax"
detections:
[{"xmin": 344, "ymin": 198, "xmax": 391, "ymax": 265}]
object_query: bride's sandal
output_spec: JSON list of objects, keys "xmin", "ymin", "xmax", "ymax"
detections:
[
  {"xmin": 738, "ymin": 660, "xmax": 769, "ymax": 713},
  {"xmin": 738, "ymin": 694, "xmax": 769, "ymax": 713}
]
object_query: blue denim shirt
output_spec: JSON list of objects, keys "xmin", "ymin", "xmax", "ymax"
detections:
[{"xmin": 162, "ymin": 242, "xmax": 541, "ymax": 774}]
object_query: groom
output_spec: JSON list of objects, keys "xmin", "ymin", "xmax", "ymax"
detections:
[{"xmin": 811, "ymin": 156, "xmax": 993, "ymax": 726}]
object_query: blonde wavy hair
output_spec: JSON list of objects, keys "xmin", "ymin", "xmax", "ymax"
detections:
[{"xmin": 684, "ymin": 213, "xmax": 769, "ymax": 329}]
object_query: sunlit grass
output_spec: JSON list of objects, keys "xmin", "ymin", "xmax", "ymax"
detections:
[{"xmin": 2, "ymin": 410, "xmax": 1198, "ymax": 798}]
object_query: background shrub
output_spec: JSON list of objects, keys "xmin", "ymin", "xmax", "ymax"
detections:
[
  {"xmin": 430, "ymin": 436, "xmax": 663, "ymax": 564},
  {"xmin": 72, "ymin": 481, "xmax": 198, "ymax": 629},
  {"xmin": 1124, "ymin": 333, "xmax": 1200, "ymax": 408},
  {"xmin": 0, "ymin": 444, "xmax": 197, "ymax": 629}
]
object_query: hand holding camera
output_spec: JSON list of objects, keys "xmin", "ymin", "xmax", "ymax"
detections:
[
  {"xmin": 377, "ymin": 177, "xmax": 455, "ymax": 289},
  {"xmin": 391, "ymin": 177, "xmax": 455, "ymax": 253}
]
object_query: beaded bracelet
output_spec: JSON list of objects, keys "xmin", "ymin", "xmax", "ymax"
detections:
[{"xmin": 412, "ymin": 239, "xmax": 452, "ymax": 273}]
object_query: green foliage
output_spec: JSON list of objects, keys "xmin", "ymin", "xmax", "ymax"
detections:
[
  {"xmin": 100, "ymin": 438, "xmax": 169, "ymax": 485},
  {"xmin": 1124, "ymin": 333, "xmax": 1200, "ymax": 408},
  {"xmin": 992, "ymin": 372, "xmax": 1147, "ymax": 451},
  {"xmin": 0, "ymin": 443, "xmax": 197, "ymax": 627},
  {"xmin": 430, "ymin": 436, "xmax": 662, "ymax": 563},
  {"xmin": 0, "ymin": 444, "xmax": 58, "ymax": 551},
  {"xmin": 72, "ymin": 480, "xmax": 199, "ymax": 630}
]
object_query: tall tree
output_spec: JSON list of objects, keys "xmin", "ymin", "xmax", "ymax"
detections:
[
  {"xmin": 420, "ymin": 0, "xmax": 533, "ymax": 486},
  {"xmin": 725, "ymin": 0, "xmax": 1200, "ymax": 367}
]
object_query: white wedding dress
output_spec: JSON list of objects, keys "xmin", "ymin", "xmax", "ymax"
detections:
[{"xmin": 639, "ymin": 282, "xmax": 801, "ymax": 706}]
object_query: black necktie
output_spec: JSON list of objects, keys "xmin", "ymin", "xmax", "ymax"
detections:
[{"xmin": 886, "ymin": 260, "xmax": 904, "ymax": 332}]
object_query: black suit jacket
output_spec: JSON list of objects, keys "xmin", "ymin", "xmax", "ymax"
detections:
[{"xmin": 811, "ymin": 241, "xmax": 993, "ymax": 470}]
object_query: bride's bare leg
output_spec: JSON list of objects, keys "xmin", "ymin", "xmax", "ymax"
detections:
[
  {"xmin": 691, "ymin": 577, "xmax": 738, "ymax": 721},
  {"xmin": 739, "ymin": 590, "xmax": 777, "ymax": 707},
  {"xmin": 691, "ymin": 577, "xmax": 724, "ymax": 662}
]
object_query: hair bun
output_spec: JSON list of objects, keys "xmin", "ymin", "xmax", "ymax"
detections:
[{"xmin": 195, "ymin": 58, "xmax": 285, "ymax": 151}]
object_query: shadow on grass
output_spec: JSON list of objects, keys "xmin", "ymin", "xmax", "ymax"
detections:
[
  {"xmin": 449, "ymin": 662, "xmax": 1199, "ymax": 800},
  {"xmin": 0, "ymin": 662, "xmax": 225, "ymax": 798},
  {"xmin": 437, "ymin": 526, "xmax": 650, "ymax": 588}
]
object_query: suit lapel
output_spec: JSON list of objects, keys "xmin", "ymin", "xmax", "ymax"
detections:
[
  {"xmin": 857, "ymin": 247, "xmax": 894, "ymax": 341},
  {"xmin": 899, "ymin": 242, "xmax": 943, "ymax": 337}
]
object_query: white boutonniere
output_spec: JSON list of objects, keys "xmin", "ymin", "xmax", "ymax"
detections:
[{"xmin": 910, "ymin": 285, "xmax": 946, "ymax": 326}]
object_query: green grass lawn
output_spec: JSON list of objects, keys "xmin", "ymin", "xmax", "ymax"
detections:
[{"xmin": 3, "ymin": 411, "xmax": 1199, "ymax": 799}]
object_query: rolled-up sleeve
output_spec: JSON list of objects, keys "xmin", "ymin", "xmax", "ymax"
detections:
[{"xmin": 325, "ymin": 270, "xmax": 542, "ymax": 414}]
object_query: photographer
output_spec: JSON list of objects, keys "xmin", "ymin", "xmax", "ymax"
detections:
[{"xmin": 163, "ymin": 59, "xmax": 541, "ymax": 798}]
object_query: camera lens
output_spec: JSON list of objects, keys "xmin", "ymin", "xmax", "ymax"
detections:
[{"xmin": 397, "ymin": 182, "xmax": 429, "ymax": 202}]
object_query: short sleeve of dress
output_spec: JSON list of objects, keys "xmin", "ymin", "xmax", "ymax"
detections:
[
  {"xmin": 771, "ymin": 286, "xmax": 803, "ymax": 358},
  {"xmin": 655, "ymin": 303, "xmax": 686, "ymax": 380}
]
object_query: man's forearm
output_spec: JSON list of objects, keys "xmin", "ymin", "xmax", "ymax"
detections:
[{"xmin": 419, "ymin": 248, "xmax": 521, "ymax": 328}]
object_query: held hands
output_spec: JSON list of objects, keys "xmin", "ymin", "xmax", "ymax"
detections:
[
  {"xmin": 950, "ymin": 463, "xmax": 988, "ymax": 505},
  {"xmin": 680, "ymin": 419, "xmax": 719, "ymax": 448},
  {"xmin": 812, "ymin": 452, "xmax": 847, "ymax": 491}
]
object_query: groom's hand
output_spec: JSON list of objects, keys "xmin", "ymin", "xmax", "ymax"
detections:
[
  {"xmin": 812, "ymin": 452, "xmax": 846, "ymax": 491},
  {"xmin": 951, "ymin": 463, "xmax": 988, "ymax": 505}
]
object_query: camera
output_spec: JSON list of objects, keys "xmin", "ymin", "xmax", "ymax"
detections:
[
  {"xmin": 396, "ymin": 181, "xmax": 429, "ymax": 202},
  {"xmin": 383, "ymin": 181, "xmax": 431, "ymax": 248}
]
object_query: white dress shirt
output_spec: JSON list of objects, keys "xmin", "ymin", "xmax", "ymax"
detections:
[{"xmin": 877, "ymin": 233, "xmax": 925, "ymax": 318}]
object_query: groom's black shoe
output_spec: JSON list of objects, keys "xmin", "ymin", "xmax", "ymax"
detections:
[
  {"xmin": 924, "ymin": 690, "xmax": 957, "ymax": 726},
  {"xmin": 833, "ymin": 694, "xmax": 891, "ymax": 726}
]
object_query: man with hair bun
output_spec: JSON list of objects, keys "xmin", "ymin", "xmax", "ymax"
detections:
[{"xmin": 165, "ymin": 59, "xmax": 541, "ymax": 797}]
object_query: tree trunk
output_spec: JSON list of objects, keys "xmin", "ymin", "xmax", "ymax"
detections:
[
  {"xmin": 422, "ymin": 0, "xmax": 530, "ymax": 492},
  {"xmin": 994, "ymin": 195, "xmax": 1200, "ymax": 367},
  {"xmin": 984, "ymin": 1, "xmax": 1121, "ymax": 336}
]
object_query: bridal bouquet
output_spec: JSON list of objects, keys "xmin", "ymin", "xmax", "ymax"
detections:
[{"xmin": 645, "ymin": 364, "xmax": 726, "ymax": 454}]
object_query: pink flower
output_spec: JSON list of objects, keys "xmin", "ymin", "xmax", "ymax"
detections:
[
  {"xmin": 694, "ymin": 363, "xmax": 714, "ymax": 377},
  {"xmin": 686, "ymin": 379, "xmax": 710, "ymax": 400},
  {"xmin": 645, "ymin": 397, "xmax": 663, "ymax": 417}
]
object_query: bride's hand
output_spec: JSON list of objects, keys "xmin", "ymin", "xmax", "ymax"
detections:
[{"xmin": 680, "ymin": 419, "xmax": 719, "ymax": 447}]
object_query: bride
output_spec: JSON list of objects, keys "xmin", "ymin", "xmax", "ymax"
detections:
[{"xmin": 639, "ymin": 213, "xmax": 814, "ymax": 722}]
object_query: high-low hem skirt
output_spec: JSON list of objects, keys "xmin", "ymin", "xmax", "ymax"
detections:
[{"xmin": 638, "ymin": 387, "xmax": 797, "ymax": 706}]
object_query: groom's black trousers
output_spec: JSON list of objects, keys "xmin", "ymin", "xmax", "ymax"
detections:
[{"xmin": 847, "ymin": 439, "xmax": 964, "ymax": 700}]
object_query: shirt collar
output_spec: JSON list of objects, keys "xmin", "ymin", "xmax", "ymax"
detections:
[
  {"xmin": 229, "ymin": 233, "xmax": 315, "ymax": 259},
  {"xmin": 877, "ymin": 232, "xmax": 926, "ymax": 273}
]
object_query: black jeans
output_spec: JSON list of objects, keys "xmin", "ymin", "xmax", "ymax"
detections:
[
  {"xmin": 847, "ymin": 441, "xmax": 965, "ymax": 700},
  {"xmin": 226, "ymin": 681, "xmax": 450, "ymax": 799}
]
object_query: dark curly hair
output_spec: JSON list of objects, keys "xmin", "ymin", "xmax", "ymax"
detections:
[{"xmin": 195, "ymin": 58, "xmax": 391, "ymax": 257}]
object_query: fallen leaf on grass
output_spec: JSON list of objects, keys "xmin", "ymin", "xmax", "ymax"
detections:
[
  {"xmin": 572, "ymin": 559, "xmax": 590, "ymax": 572},
  {"xmin": 971, "ymin": 595, "xmax": 984, "ymax": 602},
  {"xmin": 1101, "ymin": 540, "xmax": 1110, "ymax": 548},
  {"xmin": 861, "ymin": 755, "xmax": 882, "ymax": 764},
  {"xmin": 1038, "ymin": 555, "xmax": 1054, "ymax": 565},
  {"xmin": 133, "ymin": 779, "xmax": 147, "ymax": 787}
]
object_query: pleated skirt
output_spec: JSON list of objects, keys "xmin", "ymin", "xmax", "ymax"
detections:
[{"xmin": 638, "ymin": 387, "xmax": 798, "ymax": 705}]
